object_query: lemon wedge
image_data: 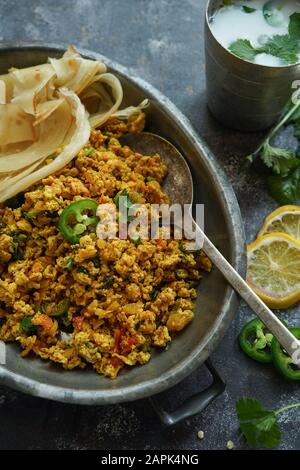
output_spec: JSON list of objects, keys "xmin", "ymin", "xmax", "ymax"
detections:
[
  {"xmin": 247, "ymin": 232, "xmax": 300, "ymax": 309},
  {"xmin": 258, "ymin": 205, "xmax": 300, "ymax": 241}
]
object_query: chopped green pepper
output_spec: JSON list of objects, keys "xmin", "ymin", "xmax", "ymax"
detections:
[
  {"xmin": 20, "ymin": 316, "xmax": 38, "ymax": 335},
  {"xmin": 239, "ymin": 319, "xmax": 274, "ymax": 363},
  {"xmin": 24, "ymin": 210, "xmax": 38, "ymax": 220},
  {"xmin": 271, "ymin": 327, "xmax": 300, "ymax": 381},
  {"xmin": 103, "ymin": 276, "xmax": 114, "ymax": 288},
  {"xmin": 65, "ymin": 257, "xmax": 75, "ymax": 271},
  {"xmin": 176, "ymin": 269, "xmax": 189, "ymax": 280},
  {"xmin": 58, "ymin": 199, "xmax": 99, "ymax": 244},
  {"xmin": 49, "ymin": 299, "xmax": 70, "ymax": 317}
]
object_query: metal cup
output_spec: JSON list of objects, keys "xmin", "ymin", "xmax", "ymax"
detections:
[{"xmin": 205, "ymin": 0, "xmax": 300, "ymax": 132}]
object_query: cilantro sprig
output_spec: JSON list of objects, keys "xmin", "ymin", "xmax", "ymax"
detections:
[
  {"xmin": 246, "ymin": 98, "xmax": 300, "ymax": 204},
  {"xmin": 229, "ymin": 13, "xmax": 300, "ymax": 64},
  {"xmin": 236, "ymin": 398, "xmax": 300, "ymax": 449}
]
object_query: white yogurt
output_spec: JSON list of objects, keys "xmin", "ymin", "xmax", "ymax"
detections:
[{"xmin": 210, "ymin": 0, "xmax": 300, "ymax": 66}]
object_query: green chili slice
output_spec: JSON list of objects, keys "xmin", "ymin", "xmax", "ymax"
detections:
[
  {"xmin": 271, "ymin": 327, "xmax": 300, "ymax": 381},
  {"xmin": 58, "ymin": 199, "xmax": 99, "ymax": 244},
  {"xmin": 48, "ymin": 299, "xmax": 71, "ymax": 317},
  {"xmin": 239, "ymin": 319, "xmax": 274, "ymax": 363}
]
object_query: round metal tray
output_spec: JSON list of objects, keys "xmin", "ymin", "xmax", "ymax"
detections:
[{"xmin": 0, "ymin": 42, "xmax": 245, "ymax": 405}]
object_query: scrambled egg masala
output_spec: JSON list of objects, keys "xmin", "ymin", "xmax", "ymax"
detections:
[{"xmin": 0, "ymin": 113, "xmax": 211, "ymax": 378}]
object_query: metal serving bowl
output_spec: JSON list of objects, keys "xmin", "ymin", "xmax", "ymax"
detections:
[{"xmin": 0, "ymin": 43, "xmax": 245, "ymax": 406}]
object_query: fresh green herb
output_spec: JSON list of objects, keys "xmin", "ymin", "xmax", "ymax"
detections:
[
  {"xmin": 229, "ymin": 35, "xmax": 300, "ymax": 64},
  {"xmin": 229, "ymin": 39, "xmax": 257, "ymax": 61},
  {"xmin": 146, "ymin": 176, "xmax": 156, "ymax": 182},
  {"xmin": 242, "ymin": 6, "xmax": 256, "ymax": 14},
  {"xmin": 20, "ymin": 316, "xmax": 38, "ymax": 335},
  {"xmin": 150, "ymin": 289, "xmax": 159, "ymax": 300},
  {"xmin": 247, "ymin": 99, "xmax": 300, "ymax": 204},
  {"xmin": 229, "ymin": 14, "xmax": 300, "ymax": 64},
  {"xmin": 84, "ymin": 148, "xmax": 95, "ymax": 157},
  {"xmin": 103, "ymin": 276, "xmax": 114, "ymax": 288},
  {"xmin": 130, "ymin": 235, "xmax": 141, "ymax": 245},
  {"xmin": 92, "ymin": 256, "xmax": 101, "ymax": 268},
  {"xmin": 65, "ymin": 257, "xmax": 75, "ymax": 271},
  {"xmin": 114, "ymin": 189, "xmax": 135, "ymax": 223},
  {"xmin": 77, "ymin": 266, "xmax": 90, "ymax": 275},
  {"xmin": 236, "ymin": 398, "xmax": 300, "ymax": 449},
  {"xmin": 6, "ymin": 193, "xmax": 25, "ymax": 209},
  {"xmin": 34, "ymin": 305, "xmax": 46, "ymax": 314},
  {"xmin": 113, "ymin": 189, "xmax": 133, "ymax": 209},
  {"xmin": 261, "ymin": 34, "xmax": 300, "ymax": 64},
  {"xmin": 268, "ymin": 167, "xmax": 300, "ymax": 204},
  {"xmin": 289, "ymin": 12, "xmax": 300, "ymax": 40},
  {"xmin": 260, "ymin": 141, "xmax": 300, "ymax": 177},
  {"xmin": 60, "ymin": 312, "xmax": 74, "ymax": 333},
  {"xmin": 9, "ymin": 232, "xmax": 27, "ymax": 261}
]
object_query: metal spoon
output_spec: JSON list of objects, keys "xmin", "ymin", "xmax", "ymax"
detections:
[{"xmin": 120, "ymin": 131, "xmax": 300, "ymax": 358}]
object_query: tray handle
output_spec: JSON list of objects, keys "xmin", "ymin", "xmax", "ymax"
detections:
[{"xmin": 149, "ymin": 360, "xmax": 225, "ymax": 426}]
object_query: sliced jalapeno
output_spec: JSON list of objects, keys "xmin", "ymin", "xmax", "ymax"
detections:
[
  {"xmin": 58, "ymin": 199, "xmax": 99, "ymax": 244},
  {"xmin": 239, "ymin": 319, "xmax": 274, "ymax": 363},
  {"xmin": 271, "ymin": 327, "xmax": 300, "ymax": 381},
  {"xmin": 48, "ymin": 299, "xmax": 71, "ymax": 317}
]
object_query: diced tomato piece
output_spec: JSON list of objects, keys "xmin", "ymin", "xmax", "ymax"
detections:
[
  {"xmin": 33, "ymin": 312, "xmax": 53, "ymax": 331},
  {"xmin": 73, "ymin": 317, "xmax": 84, "ymax": 330},
  {"xmin": 114, "ymin": 329, "xmax": 122, "ymax": 353},
  {"xmin": 111, "ymin": 357, "xmax": 123, "ymax": 369}
]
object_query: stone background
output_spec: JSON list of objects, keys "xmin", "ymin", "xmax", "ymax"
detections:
[{"xmin": 0, "ymin": 0, "xmax": 299, "ymax": 450}]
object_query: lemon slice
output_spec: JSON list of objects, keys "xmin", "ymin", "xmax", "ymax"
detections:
[
  {"xmin": 258, "ymin": 205, "xmax": 300, "ymax": 241},
  {"xmin": 247, "ymin": 232, "xmax": 300, "ymax": 309}
]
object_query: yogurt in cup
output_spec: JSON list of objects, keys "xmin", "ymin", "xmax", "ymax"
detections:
[{"xmin": 205, "ymin": 0, "xmax": 300, "ymax": 131}]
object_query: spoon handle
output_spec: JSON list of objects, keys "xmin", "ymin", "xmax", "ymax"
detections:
[{"xmin": 198, "ymin": 227, "xmax": 299, "ymax": 358}]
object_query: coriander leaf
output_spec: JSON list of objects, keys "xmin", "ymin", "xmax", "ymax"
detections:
[
  {"xmin": 242, "ymin": 6, "xmax": 256, "ymax": 14},
  {"xmin": 268, "ymin": 166, "xmax": 300, "ymax": 204},
  {"xmin": 229, "ymin": 39, "xmax": 257, "ymax": 61},
  {"xmin": 260, "ymin": 141, "xmax": 300, "ymax": 176},
  {"xmin": 236, "ymin": 398, "xmax": 281, "ymax": 449},
  {"xmin": 289, "ymin": 13, "xmax": 300, "ymax": 40},
  {"xmin": 259, "ymin": 422, "xmax": 281, "ymax": 449},
  {"xmin": 259, "ymin": 35, "xmax": 300, "ymax": 64},
  {"xmin": 20, "ymin": 316, "xmax": 38, "ymax": 335}
]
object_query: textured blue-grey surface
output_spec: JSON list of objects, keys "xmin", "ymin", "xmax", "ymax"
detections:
[{"xmin": 0, "ymin": 0, "xmax": 299, "ymax": 450}]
